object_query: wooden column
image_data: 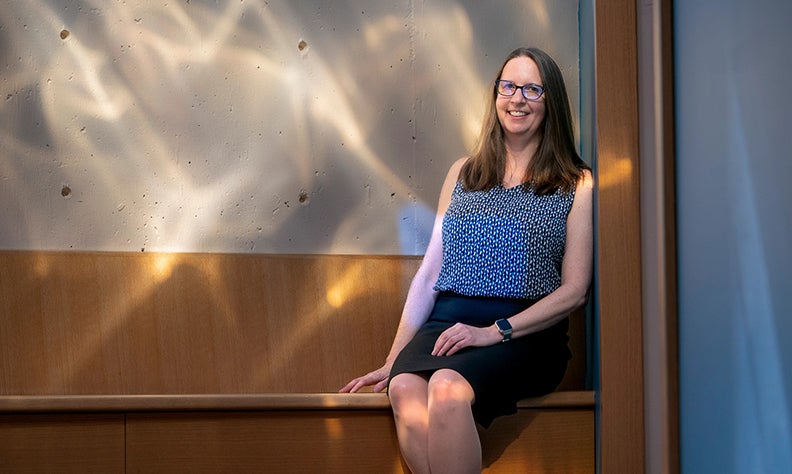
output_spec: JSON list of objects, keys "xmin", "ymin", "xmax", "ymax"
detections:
[{"xmin": 595, "ymin": 0, "xmax": 645, "ymax": 472}]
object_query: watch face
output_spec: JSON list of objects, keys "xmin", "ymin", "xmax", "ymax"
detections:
[
  {"xmin": 496, "ymin": 319, "xmax": 512, "ymax": 333},
  {"xmin": 496, "ymin": 319, "xmax": 512, "ymax": 342}
]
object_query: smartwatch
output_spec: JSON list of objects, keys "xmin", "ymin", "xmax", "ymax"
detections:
[{"xmin": 495, "ymin": 319, "xmax": 513, "ymax": 342}]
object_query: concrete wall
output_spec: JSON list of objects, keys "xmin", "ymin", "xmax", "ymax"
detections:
[
  {"xmin": 675, "ymin": 0, "xmax": 792, "ymax": 472},
  {"xmin": 1, "ymin": 0, "xmax": 580, "ymax": 255}
]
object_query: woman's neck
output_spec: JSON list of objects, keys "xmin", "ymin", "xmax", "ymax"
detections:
[
  {"xmin": 503, "ymin": 137, "xmax": 539, "ymax": 186},
  {"xmin": 504, "ymin": 132, "xmax": 540, "ymax": 163}
]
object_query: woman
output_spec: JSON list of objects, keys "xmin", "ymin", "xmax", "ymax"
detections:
[{"xmin": 341, "ymin": 47, "xmax": 593, "ymax": 474}]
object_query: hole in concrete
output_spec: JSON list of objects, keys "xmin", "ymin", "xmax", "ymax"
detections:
[{"xmin": 298, "ymin": 191, "xmax": 310, "ymax": 205}]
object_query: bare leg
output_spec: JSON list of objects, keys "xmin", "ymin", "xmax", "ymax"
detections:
[
  {"xmin": 427, "ymin": 369, "xmax": 481, "ymax": 474},
  {"xmin": 388, "ymin": 373, "xmax": 431, "ymax": 474}
]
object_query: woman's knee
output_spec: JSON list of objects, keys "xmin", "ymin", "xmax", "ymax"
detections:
[
  {"xmin": 388, "ymin": 373, "xmax": 429, "ymax": 414},
  {"xmin": 428, "ymin": 370, "xmax": 475, "ymax": 408}
]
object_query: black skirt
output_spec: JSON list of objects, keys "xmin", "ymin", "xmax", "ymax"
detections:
[{"xmin": 388, "ymin": 291, "xmax": 571, "ymax": 428}]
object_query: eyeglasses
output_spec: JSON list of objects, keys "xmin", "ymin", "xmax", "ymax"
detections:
[{"xmin": 495, "ymin": 80, "xmax": 545, "ymax": 101}]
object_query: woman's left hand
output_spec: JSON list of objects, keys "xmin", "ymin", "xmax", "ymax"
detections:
[{"xmin": 432, "ymin": 323, "xmax": 501, "ymax": 356}]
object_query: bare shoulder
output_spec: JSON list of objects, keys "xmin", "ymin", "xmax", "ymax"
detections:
[
  {"xmin": 567, "ymin": 169, "xmax": 593, "ymax": 223},
  {"xmin": 574, "ymin": 169, "xmax": 594, "ymax": 201},
  {"xmin": 578, "ymin": 169, "xmax": 594, "ymax": 190},
  {"xmin": 441, "ymin": 157, "xmax": 468, "ymax": 189},
  {"xmin": 436, "ymin": 157, "xmax": 469, "ymax": 213},
  {"xmin": 448, "ymin": 156, "xmax": 469, "ymax": 177}
]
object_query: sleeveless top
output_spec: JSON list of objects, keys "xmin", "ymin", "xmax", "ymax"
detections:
[{"xmin": 433, "ymin": 181, "xmax": 575, "ymax": 299}]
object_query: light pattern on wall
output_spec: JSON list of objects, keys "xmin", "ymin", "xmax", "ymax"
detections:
[{"xmin": 0, "ymin": 0, "xmax": 579, "ymax": 255}]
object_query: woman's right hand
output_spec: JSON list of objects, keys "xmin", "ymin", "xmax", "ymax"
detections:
[{"xmin": 339, "ymin": 364, "xmax": 392, "ymax": 393}]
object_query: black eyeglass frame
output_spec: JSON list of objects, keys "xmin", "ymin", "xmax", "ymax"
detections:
[{"xmin": 495, "ymin": 80, "xmax": 545, "ymax": 101}]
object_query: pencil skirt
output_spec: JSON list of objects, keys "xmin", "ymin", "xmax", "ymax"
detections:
[{"xmin": 388, "ymin": 291, "xmax": 571, "ymax": 427}]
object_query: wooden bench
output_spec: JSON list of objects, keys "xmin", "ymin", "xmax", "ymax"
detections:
[{"xmin": 0, "ymin": 251, "xmax": 594, "ymax": 473}]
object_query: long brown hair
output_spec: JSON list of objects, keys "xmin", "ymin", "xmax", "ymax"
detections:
[{"xmin": 461, "ymin": 47, "xmax": 588, "ymax": 195}]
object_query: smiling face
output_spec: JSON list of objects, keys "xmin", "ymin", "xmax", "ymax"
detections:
[{"xmin": 495, "ymin": 56, "xmax": 546, "ymax": 143}]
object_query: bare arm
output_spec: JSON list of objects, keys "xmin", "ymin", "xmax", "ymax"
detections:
[
  {"xmin": 339, "ymin": 158, "xmax": 466, "ymax": 392},
  {"xmin": 432, "ymin": 170, "xmax": 594, "ymax": 355},
  {"xmin": 506, "ymin": 169, "xmax": 594, "ymax": 336}
]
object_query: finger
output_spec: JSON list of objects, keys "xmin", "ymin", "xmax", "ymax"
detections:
[
  {"xmin": 433, "ymin": 328, "xmax": 457, "ymax": 355},
  {"xmin": 447, "ymin": 331, "xmax": 471, "ymax": 354},
  {"xmin": 360, "ymin": 371, "xmax": 387, "ymax": 391},
  {"xmin": 432, "ymin": 336, "xmax": 450, "ymax": 356},
  {"xmin": 443, "ymin": 337, "xmax": 466, "ymax": 356},
  {"xmin": 433, "ymin": 334, "xmax": 461, "ymax": 356},
  {"xmin": 342, "ymin": 373, "xmax": 374, "ymax": 393},
  {"xmin": 339, "ymin": 378, "xmax": 361, "ymax": 393},
  {"xmin": 373, "ymin": 378, "xmax": 389, "ymax": 393},
  {"xmin": 444, "ymin": 342, "xmax": 462, "ymax": 356},
  {"xmin": 350, "ymin": 377, "xmax": 373, "ymax": 393}
]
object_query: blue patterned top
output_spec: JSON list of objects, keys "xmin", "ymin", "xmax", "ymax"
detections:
[{"xmin": 433, "ymin": 181, "xmax": 575, "ymax": 299}]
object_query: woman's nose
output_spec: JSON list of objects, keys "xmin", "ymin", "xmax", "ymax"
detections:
[{"xmin": 509, "ymin": 91, "xmax": 527, "ymax": 104}]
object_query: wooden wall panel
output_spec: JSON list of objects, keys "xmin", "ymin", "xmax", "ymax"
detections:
[
  {"xmin": 559, "ymin": 307, "xmax": 587, "ymax": 392},
  {"xmin": 126, "ymin": 410, "xmax": 406, "ymax": 473},
  {"xmin": 481, "ymin": 409, "xmax": 594, "ymax": 473},
  {"xmin": 0, "ymin": 252, "xmax": 415, "ymax": 394},
  {"xmin": 0, "ymin": 251, "xmax": 587, "ymax": 396},
  {"xmin": 125, "ymin": 409, "xmax": 593, "ymax": 473},
  {"xmin": 0, "ymin": 414, "xmax": 125, "ymax": 473},
  {"xmin": 594, "ymin": 0, "xmax": 646, "ymax": 472}
]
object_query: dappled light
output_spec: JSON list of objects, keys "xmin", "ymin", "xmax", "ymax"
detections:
[
  {"xmin": 326, "ymin": 261, "xmax": 365, "ymax": 309},
  {"xmin": 597, "ymin": 156, "xmax": 633, "ymax": 190},
  {"xmin": 1, "ymin": 0, "xmax": 580, "ymax": 256}
]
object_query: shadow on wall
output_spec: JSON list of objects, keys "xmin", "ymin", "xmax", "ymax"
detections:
[{"xmin": 0, "ymin": 0, "xmax": 580, "ymax": 255}]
